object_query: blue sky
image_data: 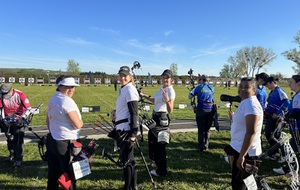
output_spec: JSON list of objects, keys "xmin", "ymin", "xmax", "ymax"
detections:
[{"xmin": 0, "ymin": 1, "xmax": 299, "ymax": 77}]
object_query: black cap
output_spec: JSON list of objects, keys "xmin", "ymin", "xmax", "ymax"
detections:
[
  {"xmin": 161, "ymin": 69, "xmax": 173, "ymax": 78},
  {"xmin": 118, "ymin": 66, "xmax": 132, "ymax": 75}
]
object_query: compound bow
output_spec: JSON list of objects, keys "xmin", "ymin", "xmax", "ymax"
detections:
[
  {"xmin": 187, "ymin": 68, "xmax": 196, "ymax": 113},
  {"xmin": 131, "ymin": 61, "xmax": 154, "ymax": 142}
]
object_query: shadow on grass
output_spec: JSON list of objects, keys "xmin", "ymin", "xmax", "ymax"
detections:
[{"xmin": 0, "ymin": 131, "xmax": 296, "ymax": 189}]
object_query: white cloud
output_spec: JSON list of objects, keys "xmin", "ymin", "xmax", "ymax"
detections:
[
  {"xmin": 164, "ymin": 30, "xmax": 173, "ymax": 37},
  {"xmin": 57, "ymin": 37, "xmax": 95, "ymax": 45},
  {"xmin": 191, "ymin": 44, "xmax": 243, "ymax": 59}
]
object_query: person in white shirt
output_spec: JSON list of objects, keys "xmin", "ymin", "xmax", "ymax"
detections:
[
  {"xmin": 140, "ymin": 69, "xmax": 176, "ymax": 177},
  {"xmin": 46, "ymin": 76, "xmax": 83, "ymax": 190},
  {"xmin": 224, "ymin": 77, "xmax": 263, "ymax": 190},
  {"xmin": 115, "ymin": 66, "xmax": 139, "ymax": 190}
]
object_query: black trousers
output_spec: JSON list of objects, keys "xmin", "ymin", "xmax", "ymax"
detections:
[
  {"xmin": 265, "ymin": 116, "xmax": 281, "ymax": 156},
  {"xmin": 4, "ymin": 124, "xmax": 25, "ymax": 161},
  {"xmin": 195, "ymin": 109, "xmax": 214, "ymax": 150},
  {"xmin": 118, "ymin": 136, "xmax": 137, "ymax": 190},
  {"xmin": 148, "ymin": 129, "xmax": 167, "ymax": 176},
  {"xmin": 224, "ymin": 145, "xmax": 247, "ymax": 190},
  {"xmin": 46, "ymin": 133, "xmax": 76, "ymax": 190}
]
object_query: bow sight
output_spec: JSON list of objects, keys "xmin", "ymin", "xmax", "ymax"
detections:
[
  {"xmin": 131, "ymin": 61, "xmax": 141, "ymax": 71},
  {"xmin": 187, "ymin": 68, "xmax": 196, "ymax": 113}
]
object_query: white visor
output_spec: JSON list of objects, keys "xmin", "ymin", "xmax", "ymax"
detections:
[{"xmin": 56, "ymin": 77, "xmax": 80, "ymax": 86}]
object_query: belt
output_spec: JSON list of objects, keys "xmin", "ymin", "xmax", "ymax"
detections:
[{"xmin": 115, "ymin": 118, "xmax": 128, "ymax": 126}]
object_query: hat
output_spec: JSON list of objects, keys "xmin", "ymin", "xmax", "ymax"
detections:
[
  {"xmin": 255, "ymin": 72, "xmax": 269, "ymax": 81},
  {"xmin": 56, "ymin": 77, "xmax": 80, "ymax": 87},
  {"xmin": 1, "ymin": 83, "xmax": 12, "ymax": 99},
  {"xmin": 161, "ymin": 69, "xmax": 173, "ymax": 78},
  {"xmin": 264, "ymin": 76, "xmax": 276, "ymax": 85},
  {"xmin": 118, "ymin": 66, "xmax": 132, "ymax": 75}
]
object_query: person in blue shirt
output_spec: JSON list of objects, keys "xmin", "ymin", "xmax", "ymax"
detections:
[
  {"xmin": 255, "ymin": 72, "xmax": 269, "ymax": 111},
  {"xmin": 273, "ymin": 74, "xmax": 300, "ymax": 175},
  {"xmin": 264, "ymin": 76, "xmax": 290, "ymax": 160},
  {"xmin": 288, "ymin": 75, "xmax": 300, "ymax": 143},
  {"xmin": 189, "ymin": 74, "xmax": 215, "ymax": 153}
]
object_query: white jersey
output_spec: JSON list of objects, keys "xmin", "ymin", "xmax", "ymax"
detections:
[
  {"xmin": 230, "ymin": 96, "xmax": 263, "ymax": 156},
  {"xmin": 48, "ymin": 91, "xmax": 81, "ymax": 140},
  {"xmin": 153, "ymin": 86, "xmax": 176, "ymax": 113},
  {"xmin": 115, "ymin": 82, "xmax": 139, "ymax": 131}
]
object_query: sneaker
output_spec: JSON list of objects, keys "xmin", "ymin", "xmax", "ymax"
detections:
[
  {"xmin": 13, "ymin": 161, "xmax": 22, "ymax": 167},
  {"xmin": 151, "ymin": 161, "xmax": 157, "ymax": 168},
  {"xmin": 150, "ymin": 170, "xmax": 159, "ymax": 177},
  {"xmin": 273, "ymin": 167, "xmax": 285, "ymax": 175},
  {"xmin": 278, "ymin": 156, "xmax": 286, "ymax": 163}
]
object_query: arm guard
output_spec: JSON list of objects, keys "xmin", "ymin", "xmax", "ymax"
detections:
[{"xmin": 127, "ymin": 101, "xmax": 139, "ymax": 137}]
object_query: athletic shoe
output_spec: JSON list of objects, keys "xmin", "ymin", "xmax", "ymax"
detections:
[
  {"xmin": 273, "ymin": 167, "xmax": 285, "ymax": 175},
  {"xmin": 13, "ymin": 161, "xmax": 22, "ymax": 167},
  {"xmin": 150, "ymin": 170, "xmax": 159, "ymax": 177},
  {"xmin": 278, "ymin": 156, "xmax": 286, "ymax": 163},
  {"xmin": 151, "ymin": 162, "xmax": 157, "ymax": 168}
]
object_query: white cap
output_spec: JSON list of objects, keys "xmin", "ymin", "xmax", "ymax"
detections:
[{"xmin": 56, "ymin": 77, "xmax": 80, "ymax": 86}]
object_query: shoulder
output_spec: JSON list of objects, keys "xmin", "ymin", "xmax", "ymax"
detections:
[
  {"xmin": 195, "ymin": 84, "xmax": 204, "ymax": 89},
  {"xmin": 13, "ymin": 89, "xmax": 27, "ymax": 98}
]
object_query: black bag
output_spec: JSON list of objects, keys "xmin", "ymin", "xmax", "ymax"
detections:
[{"xmin": 152, "ymin": 112, "xmax": 170, "ymax": 127}]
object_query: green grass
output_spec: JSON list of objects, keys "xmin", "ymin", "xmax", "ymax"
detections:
[
  {"xmin": 0, "ymin": 83, "xmax": 295, "ymax": 189},
  {"xmin": 6, "ymin": 83, "xmax": 293, "ymax": 126},
  {"xmin": 0, "ymin": 131, "xmax": 293, "ymax": 189}
]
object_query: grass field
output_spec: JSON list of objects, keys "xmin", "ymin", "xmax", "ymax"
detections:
[
  {"xmin": 0, "ymin": 82, "xmax": 295, "ymax": 189},
  {"xmin": 4, "ymin": 82, "xmax": 293, "ymax": 126},
  {"xmin": 0, "ymin": 131, "xmax": 293, "ymax": 189}
]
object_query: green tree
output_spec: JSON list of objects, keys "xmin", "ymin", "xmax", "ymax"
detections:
[
  {"xmin": 223, "ymin": 46, "xmax": 276, "ymax": 78},
  {"xmin": 219, "ymin": 64, "xmax": 233, "ymax": 78},
  {"xmin": 66, "ymin": 59, "xmax": 81, "ymax": 74},
  {"xmin": 282, "ymin": 30, "xmax": 300, "ymax": 74},
  {"xmin": 170, "ymin": 63, "xmax": 178, "ymax": 76}
]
